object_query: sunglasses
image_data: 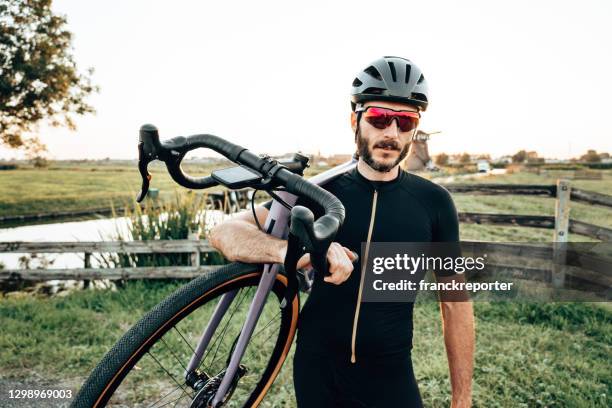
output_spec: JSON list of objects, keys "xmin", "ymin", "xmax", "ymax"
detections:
[{"xmin": 358, "ymin": 106, "xmax": 420, "ymax": 133}]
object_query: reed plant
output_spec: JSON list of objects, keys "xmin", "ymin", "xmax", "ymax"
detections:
[{"xmin": 99, "ymin": 191, "xmax": 226, "ymax": 270}]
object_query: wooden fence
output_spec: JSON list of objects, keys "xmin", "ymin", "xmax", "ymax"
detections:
[
  {"xmin": 1, "ymin": 239, "xmax": 610, "ymax": 299},
  {"xmin": 1, "ymin": 179, "xmax": 611, "ymax": 292},
  {"xmin": 441, "ymin": 180, "xmax": 612, "ymax": 241},
  {"xmin": 0, "ymin": 240, "xmax": 217, "ymax": 281}
]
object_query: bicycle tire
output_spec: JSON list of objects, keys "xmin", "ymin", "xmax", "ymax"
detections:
[{"xmin": 71, "ymin": 262, "xmax": 299, "ymax": 408}]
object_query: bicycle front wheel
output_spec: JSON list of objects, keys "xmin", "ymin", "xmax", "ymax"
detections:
[{"xmin": 72, "ymin": 262, "xmax": 299, "ymax": 408}]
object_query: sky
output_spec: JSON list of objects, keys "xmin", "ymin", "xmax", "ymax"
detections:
[{"xmin": 1, "ymin": 0, "xmax": 611, "ymax": 160}]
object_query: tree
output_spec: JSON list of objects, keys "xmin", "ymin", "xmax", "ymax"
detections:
[
  {"xmin": 512, "ymin": 150, "xmax": 527, "ymax": 163},
  {"xmin": 24, "ymin": 136, "xmax": 48, "ymax": 167},
  {"xmin": 459, "ymin": 152, "xmax": 471, "ymax": 164},
  {"xmin": 0, "ymin": 0, "xmax": 97, "ymax": 151},
  {"xmin": 435, "ymin": 152, "xmax": 449, "ymax": 166}
]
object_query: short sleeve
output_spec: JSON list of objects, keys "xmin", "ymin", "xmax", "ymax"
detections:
[
  {"xmin": 433, "ymin": 187, "xmax": 460, "ymax": 242},
  {"xmin": 433, "ymin": 187, "xmax": 461, "ymax": 277}
]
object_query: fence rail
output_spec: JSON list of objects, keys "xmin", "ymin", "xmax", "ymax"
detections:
[
  {"xmin": 0, "ymin": 240, "xmax": 215, "ymax": 254},
  {"xmin": 441, "ymin": 184, "xmax": 612, "ymax": 208},
  {"xmin": 458, "ymin": 213, "xmax": 612, "ymax": 241},
  {"xmin": 0, "ymin": 239, "xmax": 219, "ymax": 281}
]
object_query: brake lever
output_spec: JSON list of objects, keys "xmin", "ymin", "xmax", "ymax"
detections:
[
  {"xmin": 136, "ymin": 124, "xmax": 163, "ymax": 202},
  {"xmin": 136, "ymin": 142, "xmax": 152, "ymax": 202}
]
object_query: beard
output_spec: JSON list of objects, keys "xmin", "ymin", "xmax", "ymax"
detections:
[{"xmin": 356, "ymin": 130, "xmax": 410, "ymax": 173}]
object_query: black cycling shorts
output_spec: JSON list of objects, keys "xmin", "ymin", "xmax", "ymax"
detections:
[{"xmin": 293, "ymin": 346, "xmax": 423, "ymax": 408}]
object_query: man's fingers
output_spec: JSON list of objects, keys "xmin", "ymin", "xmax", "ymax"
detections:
[
  {"xmin": 343, "ymin": 247, "xmax": 358, "ymax": 262},
  {"xmin": 323, "ymin": 243, "xmax": 354, "ymax": 285},
  {"xmin": 296, "ymin": 253, "xmax": 311, "ymax": 270}
]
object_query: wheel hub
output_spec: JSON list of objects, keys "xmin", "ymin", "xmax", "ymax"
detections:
[{"xmin": 189, "ymin": 365, "xmax": 248, "ymax": 408}]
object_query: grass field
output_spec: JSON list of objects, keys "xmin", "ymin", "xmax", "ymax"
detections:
[
  {"xmin": 0, "ymin": 281, "xmax": 609, "ymax": 407},
  {"xmin": 0, "ymin": 161, "xmax": 227, "ymax": 217},
  {"xmin": 1, "ymin": 165, "xmax": 611, "ymax": 406}
]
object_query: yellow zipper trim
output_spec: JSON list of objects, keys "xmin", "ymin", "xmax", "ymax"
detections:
[{"xmin": 350, "ymin": 189, "xmax": 378, "ymax": 363}]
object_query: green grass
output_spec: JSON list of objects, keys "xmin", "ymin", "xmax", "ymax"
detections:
[
  {"xmin": 0, "ymin": 162, "xmax": 226, "ymax": 217},
  {"xmin": 1, "ymin": 283, "xmax": 610, "ymax": 407}
]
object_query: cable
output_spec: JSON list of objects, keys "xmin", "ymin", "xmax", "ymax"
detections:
[
  {"xmin": 250, "ymin": 188, "xmax": 293, "ymax": 232},
  {"xmin": 267, "ymin": 190, "xmax": 293, "ymax": 210},
  {"xmin": 251, "ymin": 189, "xmax": 264, "ymax": 232}
]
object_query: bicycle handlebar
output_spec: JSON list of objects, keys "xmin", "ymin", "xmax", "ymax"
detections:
[{"xmin": 137, "ymin": 123, "xmax": 345, "ymax": 250}]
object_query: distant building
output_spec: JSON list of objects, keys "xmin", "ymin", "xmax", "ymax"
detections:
[{"xmin": 476, "ymin": 160, "xmax": 491, "ymax": 173}]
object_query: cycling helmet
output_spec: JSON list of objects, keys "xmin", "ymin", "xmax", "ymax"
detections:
[{"xmin": 350, "ymin": 56, "xmax": 429, "ymax": 111}]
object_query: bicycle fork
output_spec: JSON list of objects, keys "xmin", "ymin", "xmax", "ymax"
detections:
[{"xmin": 181, "ymin": 262, "xmax": 286, "ymax": 407}]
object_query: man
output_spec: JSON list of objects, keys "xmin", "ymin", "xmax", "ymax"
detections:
[{"xmin": 210, "ymin": 56, "xmax": 474, "ymax": 407}]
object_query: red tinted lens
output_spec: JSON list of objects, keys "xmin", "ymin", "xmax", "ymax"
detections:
[
  {"xmin": 364, "ymin": 114, "xmax": 390, "ymax": 129},
  {"xmin": 364, "ymin": 107, "xmax": 392, "ymax": 129},
  {"xmin": 363, "ymin": 107, "xmax": 419, "ymax": 132},
  {"xmin": 396, "ymin": 114, "xmax": 419, "ymax": 132}
]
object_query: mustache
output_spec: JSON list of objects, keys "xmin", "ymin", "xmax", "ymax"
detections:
[{"xmin": 373, "ymin": 140, "xmax": 401, "ymax": 150}]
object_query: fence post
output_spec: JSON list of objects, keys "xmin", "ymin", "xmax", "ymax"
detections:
[
  {"xmin": 552, "ymin": 179, "xmax": 571, "ymax": 288},
  {"xmin": 83, "ymin": 252, "xmax": 91, "ymax": 289},
  {"xmin": 188, "ymin": 231, "xmax": 201, "ymax": 268}
]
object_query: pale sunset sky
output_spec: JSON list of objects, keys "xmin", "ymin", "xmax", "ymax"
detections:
[{"xmin": 1, "ymin": 0, "xmax": 610, "ymax": 160}]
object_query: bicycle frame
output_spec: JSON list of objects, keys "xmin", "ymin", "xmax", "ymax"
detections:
[{"xmin": 185, "ymin": 158, "xmax": 357, "ymax": 406}]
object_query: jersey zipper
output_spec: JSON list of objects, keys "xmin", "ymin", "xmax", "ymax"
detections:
[{"xmin": 350, "ymin": 189, "xmax": 378, "ymax": 363}]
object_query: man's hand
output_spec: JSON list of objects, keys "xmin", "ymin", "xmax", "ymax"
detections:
[{"xmin": 295, "ymin": 242, "xmax": 357, "ymax": 285}]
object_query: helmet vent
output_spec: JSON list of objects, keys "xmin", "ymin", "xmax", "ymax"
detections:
[
  {"xmin": 364, "ymin": 87, "xmax": 385, "ymax": 95},
  {"xmin": 388, "ymin": 62, "xmax": 397, "ymax": 81},
  {"xmin": 404, "ymin": 64, "xmax": 412, "ymax": 83},
  {"xmin": 417, "ymin": 74, "xmax": 425, "ymax": 84},
  {"xmin": 364, "ymin": 65, "xmax": 382, "ymax": 80},
  {"xmin": 352, "ymin": 78, "xmax": 363, "ymax": 87}
]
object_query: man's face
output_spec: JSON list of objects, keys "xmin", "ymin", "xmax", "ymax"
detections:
[{"xmin": 351, "ymin": 100, "xmax": 419, "ymax": 173}]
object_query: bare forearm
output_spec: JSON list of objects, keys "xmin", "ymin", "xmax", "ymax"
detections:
[
  {"xmin": 209, "ymin": 219, "xmax": 286, "ymax": 264},
  {"xmin": 441, "ymin": 301, "xmax": 475, "ymax": 408}
]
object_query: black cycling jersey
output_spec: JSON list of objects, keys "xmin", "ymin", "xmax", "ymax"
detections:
[
  {"xmin": 266, "ymin": 166, "xmax": 459, "ymax": 359},
  {"xmin": 264, "ymin": 166, "xmax": 459, "ymax": 407}
]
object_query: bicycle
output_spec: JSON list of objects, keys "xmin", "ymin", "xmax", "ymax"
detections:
[{"xmin": 71, "ymin": 124, "xmax": 358, "ymax": 408}]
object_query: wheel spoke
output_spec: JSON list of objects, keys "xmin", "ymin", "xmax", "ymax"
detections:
[
  {"xmin": 155, "ymin": 389, "xmax": 190, "ymax": 408},
  {"xmin": 251, "ymin": 309, "xmax": 281, "ymax": 340},
  {"xmin": 201, "ymin": 287, "xmax": 253, "ymax": 372},
  {"xmin": 146, "ymin": 351, "xmax": 192, "ymax": 398},
  {"xmin": 159, "ymin": 337, "xmax": 189, "ymax": 374},
  {"xmin": 173, "ymin": 326, "xmax": 197, "ymax": 355},
  {"xmin": 201, "ymin": 288, "xmax": 249, "ymax": 367},
  {"xmin": 148, "ymin": 385, "xmax": 184, "ymax": 408}
]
